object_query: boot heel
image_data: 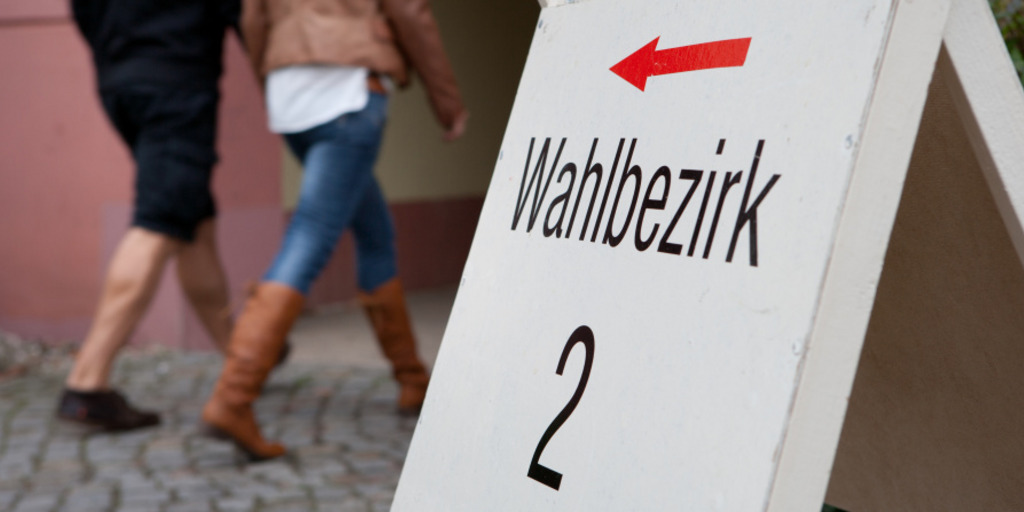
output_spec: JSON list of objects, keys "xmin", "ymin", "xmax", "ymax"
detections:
[
  {"xmin": 199, "ymin": 422, "xmax": 231, "ymax": 441},
  {"xmin": 200, "ymin": 422, "xmax": 283, "ymax": 462}
]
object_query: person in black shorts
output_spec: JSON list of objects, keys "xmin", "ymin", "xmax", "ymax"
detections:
[{"xmin": 57, "ymin": 0, "xmax": 242, "ymax": 430}]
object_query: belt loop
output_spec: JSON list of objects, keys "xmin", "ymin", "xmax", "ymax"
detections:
[{"xmin": 368, "ymin": 72, "xmax": 388, "ymax": 95}]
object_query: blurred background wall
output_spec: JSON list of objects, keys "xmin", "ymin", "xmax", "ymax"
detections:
[{"xmin": 0, "ymin": 0, "xmax": 539, "ymax": 349}]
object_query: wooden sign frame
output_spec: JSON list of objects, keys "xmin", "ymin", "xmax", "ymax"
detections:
[
  {"xmin": 809, "ymin": 0, "xmax": 1024, "ymax": 509},
  {"xmin": 395, "ymin": 0, "xmax": 1024, "ymax": 509}
]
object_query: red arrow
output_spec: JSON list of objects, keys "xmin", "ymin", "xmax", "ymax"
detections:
[{"xmin": 610, "ymin": 37, "xmax": 752, "ymax": 91}]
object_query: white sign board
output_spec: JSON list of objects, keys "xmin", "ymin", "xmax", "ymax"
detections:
[{"xmin": 390, "ymin": 0, "xmax": 1000, "ymax": 510}]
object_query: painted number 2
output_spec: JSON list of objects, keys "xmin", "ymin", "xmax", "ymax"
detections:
[{"xmin": 527, "ymin": 325, "xmax": 595, "ymax": 491}]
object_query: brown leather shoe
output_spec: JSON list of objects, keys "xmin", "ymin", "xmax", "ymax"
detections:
[
  {"xmin": 358, "ymin": 278, "xmax": 430, "ymax": 415},
  {"xmin": 57, "ymin": 388, "xmax": 160, "ymax": 431},
  {"xmin": 202, "ymin": 282, "xmax": 303, "ymax": 461}
]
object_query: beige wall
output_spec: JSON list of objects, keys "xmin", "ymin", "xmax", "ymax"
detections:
[
  {"xmin": 283, "ymin": 0, "xmax": 541, "ymax": 207},
  {"xmin": 825, "ymin": 63, "xmax": 1024, "ymax": 510}
]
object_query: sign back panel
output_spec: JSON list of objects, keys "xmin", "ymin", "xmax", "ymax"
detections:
[{"xmin": 394, "ymin": 0, "xmax": 903, "ymax": 510}]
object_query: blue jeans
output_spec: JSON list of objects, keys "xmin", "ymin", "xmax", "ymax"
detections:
[{"xmin": 263, "ymin": 93, "xmax": 397, "ymax": 295}]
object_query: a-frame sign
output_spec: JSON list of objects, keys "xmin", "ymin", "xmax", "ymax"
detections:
[{"xmin": 393, "ymin": 0, "xmax": 1024, "ymax": 510}]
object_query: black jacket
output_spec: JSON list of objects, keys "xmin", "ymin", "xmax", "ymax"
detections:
[{"xmin": 71, "ymin": 0, "xmax": 240, "ymax": 91}]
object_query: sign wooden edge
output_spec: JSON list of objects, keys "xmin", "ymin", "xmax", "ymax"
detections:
[
  {"xmin": 940, "ymin": 0, "xmax": 1024, "ymax": 268},
  {"xmin": 765, "ymin": 0, "xmax": 953, "ymax": 510},
  {"xmin": 536, "ymin": 0, "xmax": 590, "ymax": 8}
]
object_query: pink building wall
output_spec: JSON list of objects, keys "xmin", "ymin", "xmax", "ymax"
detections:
[{"xmin": 1, "ymin": 0, "xmax": 65, "ymax": 20}]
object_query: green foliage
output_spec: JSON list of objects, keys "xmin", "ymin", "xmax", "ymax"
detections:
[{"xmin": 990, "ymin": 0, "xmax": 1024, "ymax": 85}]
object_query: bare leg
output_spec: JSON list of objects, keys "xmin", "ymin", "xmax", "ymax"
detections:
[
  {"xmin": 176, "ymin": 219, "xmax": 232, "ymax": 354},
  {"xmin": 65, "ymin": 228, "xmax": 180, "ymax": 391}
]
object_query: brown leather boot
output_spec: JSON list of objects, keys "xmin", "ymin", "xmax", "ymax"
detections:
[
  {"xmin": 358, "ymin": 278, "xmax": 430, "ymax": 415},
  {"xmin": 202, "ymin": 282, "xmax": 304, "ymax": 460}
]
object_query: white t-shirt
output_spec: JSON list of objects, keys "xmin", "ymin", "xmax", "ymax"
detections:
[{"xmin": 265, "ymin": 65, "xmax": 370, "ymax": 134}]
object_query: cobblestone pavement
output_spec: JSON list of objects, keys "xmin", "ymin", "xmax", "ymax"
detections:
[{"xmin": 0, "ymin": 344, "xmax": 418, "ymax": 512}]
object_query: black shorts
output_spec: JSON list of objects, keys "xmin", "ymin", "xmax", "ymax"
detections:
[{"xmin": 100, "ymin": 87, "xmax": 219, "ymax": 242}]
